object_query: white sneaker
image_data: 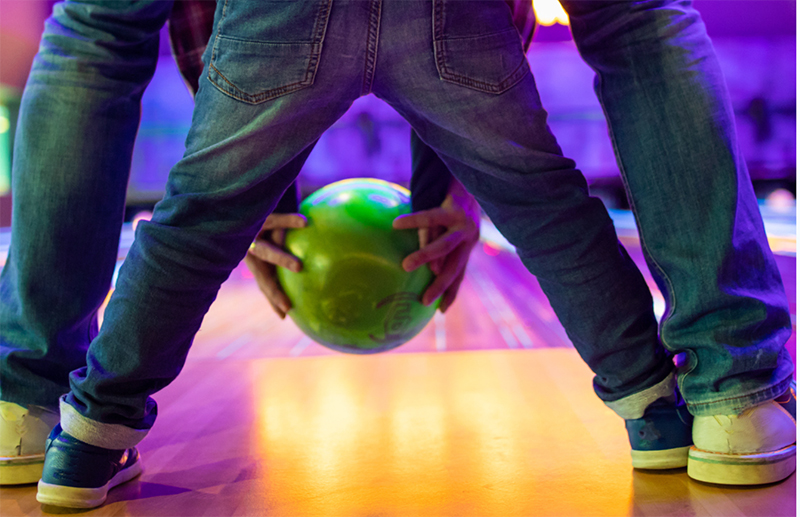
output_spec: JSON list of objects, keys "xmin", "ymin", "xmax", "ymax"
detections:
[
  {"xmin": 0, "ymin": 401, "xmax": 60, "ymax": 485},
  {"xmin": 688, "ymin": 383, "xmax": 796, "ymax": 485}
]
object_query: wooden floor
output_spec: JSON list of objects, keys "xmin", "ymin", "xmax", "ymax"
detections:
[{"xmin": 0, "ymin": 238, "xmax": 796, "ymax": 516}]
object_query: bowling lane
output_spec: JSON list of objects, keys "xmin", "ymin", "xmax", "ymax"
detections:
[
  {"xmin": 86, "ymin": 210, "xmax": 796, "ymax": 362},
  {"xmin": 1, "ymin": 213, "xmax": 796, "ymax": 517},
  {"xmin": 1, "ymin": 207, "xmax": 793, "ymax": 361},
  {"xmin": 4, "ymin": 349, "xmax": 795, "ymax": 517},
  {"xmin": 160, "ymin": 240, "xmax": 573, "ymax": 361}
]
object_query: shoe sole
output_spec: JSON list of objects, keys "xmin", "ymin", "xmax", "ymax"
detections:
[
  {"xmin": 36, "ymin": 460, "xmax": 143, "ymax": 509},
  {"xmin": 0, "ymin": 455, "xmax": 45, "ymax": 485},
  {"xmin": 687, "ymin": 444, "xmax": 796, "ymax": 485},
  {"xmin": 632, "ymin": 445, "xmax": 690, "ymax": 469}
]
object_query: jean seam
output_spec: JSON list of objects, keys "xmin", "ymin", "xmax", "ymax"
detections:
[
  {"xmin": 306, "ymin": 0, "xmax": 332, "ymax": 86},
  {"xmin": 209, "ymin": 0, "xmax": 230, "ymax": 72},
  {"xmin": 362, "ymin": 0, "xmax": 382, "ymax": 95},
  {"xmin": 436, "ymin": 56, "xmax": 528, "ymax": 94},
  {"xmin": 591, "ymin": 55, "xmax": 679, "ymax": 347}
]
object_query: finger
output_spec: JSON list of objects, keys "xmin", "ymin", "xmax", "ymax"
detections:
[
  {"xmin": 427, "ymin": 226, "xmax": 446, "ymax": 275},
  {"xmin": 260, "ymin": 213, "xmax": 307, "ymax": 231},
  {"xmin": 418, "ymin": 227, "xmax": 430, "ymax": 250},
  {"xmin": 402, "ymin": 228, "xmax": 463, "ymax": 272},
  {"xmin": 439, "ymin": 268, "xmax": 466, "ymax": 313},
  {"xmin": 272, "ymin": 227, "xmax": 285, "ymax": 247},
  {"xmin": 423, "ymin": 241, "xmax": 471, "ymax": 305},
  {"xmin": 244, "ymin": 254, "xmax": 290, "ymax": 318},
  {"xmin": 248, "ymin": 240, "xmax": 302, "ymax": 271},
  {"xmin": 393, "ymin": 208, "xmax": 457, "ymax": 230}
]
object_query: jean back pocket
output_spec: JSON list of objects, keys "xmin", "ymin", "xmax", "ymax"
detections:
[
  {"xmin": 433, "ymin": 0, "xmax": 530, "ymax": 94},
  {"xmin": 208, "ymin": 0, "xmax": 332, "ymax": 104}
]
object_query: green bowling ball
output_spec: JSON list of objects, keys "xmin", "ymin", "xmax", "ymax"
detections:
[{"xmin": 277, "ymin": 178, "xmax": 438, "ymax": 354}]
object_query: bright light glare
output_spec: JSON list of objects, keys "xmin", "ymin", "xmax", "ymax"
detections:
[
  {"xmin": 0, "ymin": 116, "xmax": 9, "ymax": 134},
  {"xmin": 532, "ymin": 0, "xmax": 569, "ymax": 26}
]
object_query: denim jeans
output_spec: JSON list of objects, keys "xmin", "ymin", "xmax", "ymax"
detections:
[
  {"xmin": 0, "ymin": 0, "xmax": 174, "ymax": 412},
  {"xmin": 0, "ymin": 0, "xmax": 308, "ymax": 411},
  {"xmin": 24, "ymin": 0, "xmax": 672, "ymax": 448},
  {"xmin": 559, "ymin": 0, "xmax": 794, "ymax": 417},
  {"xmin": 0, "ymin": 0, "xmax": 788, "ymax": 449}
]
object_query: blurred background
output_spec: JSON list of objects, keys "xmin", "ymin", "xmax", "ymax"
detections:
[{"xmin": 0, "ymin": 0, "xmax": 795, "ymax": 227}]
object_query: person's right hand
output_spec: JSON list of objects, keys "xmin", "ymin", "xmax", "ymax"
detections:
[{"xmin": 245, "ymin": 213, "xmax": 307, "ymax": 319}]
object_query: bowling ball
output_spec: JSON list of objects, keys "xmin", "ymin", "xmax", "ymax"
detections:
[{"xmin": 277, "ymin": 178, "xmax": 438, "ymax": 354}]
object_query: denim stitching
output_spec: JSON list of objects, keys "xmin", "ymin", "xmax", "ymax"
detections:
[
  {"xmin": 361, "ymin": 0, "xmax": 382, "ymax": 95},
  {"xmin": 591, "ymin": 50, "xmax": 679, "ymax": 343},
  {"xmin": 432, "ymin": 1, "xmax": 528, "ymax": 95},
  {"xmin": 688, "ymin": 376, "xmax": 793, "ymax": 410},
  {"xmin": 209, "ymin": 0, "xmax": 231, "ymax": 76},
  {"xmin": 436, "ymin": 53, "xmax": 529, "ymax": 94},
  {"xmin": 305, "ymin": 0, "xmax": 332, "ymax": 84},
  {"xmin": 208, "ymin": 0, "xmax": 332, "ymax": 105}
]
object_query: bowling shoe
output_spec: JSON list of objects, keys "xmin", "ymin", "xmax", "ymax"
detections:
[
  {"xmin": 688, "ymin": 381, "xmax": 796, "ymax": 485},
  {"xmin": 0, "ymin": 401, "xmax": 59, "ymax": 485},
  {"xmin": 37, "ymin": 424, "xmax": 142, "ymax": 509},
  {"xmin": 625, "ymin": 392, "xmax": 694, "ymax": 469}
]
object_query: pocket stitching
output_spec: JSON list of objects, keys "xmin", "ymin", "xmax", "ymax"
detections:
[
  {"xmin": 434, "ymin": 29, "xmax": 530, "ymax": 95},
  {"xmin": 207, "ymin": 0, "xmax": 332, "ymax": 105},
  {"xmin": 432, "ymin": 0, "xmax": 529, "ymax": 95}
]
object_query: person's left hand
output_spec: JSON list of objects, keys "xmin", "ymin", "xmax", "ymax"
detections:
[
  {"xmin": 245, "ymin": 213, "xmax": 307, "ymax": 319},
  {"xmin": 392, "ymin": 178, "xmax": 481, "ymax": 313}
]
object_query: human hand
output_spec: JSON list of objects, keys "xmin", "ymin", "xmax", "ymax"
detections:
[
  {"xmin": 245, "ymin": 213, "xmax": 307, "ymax": 319},
  {"xmin": 392, "ymin": 178, "xmax": 481, "ymax": 313}
]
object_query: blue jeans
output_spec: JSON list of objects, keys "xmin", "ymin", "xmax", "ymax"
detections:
[
  {"xmin": 0, "ymin": 0, "xmax": 173, "ymax": 412},
  {"xmin": 0, "ymin": 0, "xmax": 787, "ymax": 448},
  {"xmin": 559, "ymin": 0, "xmax": 793, "ymax": 417},
  {"xmin": 0, "ymin": 0, "xmax": 307, "ymax": 411},
  {"xmin": 40, "ymin": 0, "xmax": 672, "ymax": 448}
]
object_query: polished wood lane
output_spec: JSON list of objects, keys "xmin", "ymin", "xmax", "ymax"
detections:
[
  {"xmin": 0, "ymin": 224, "xmax": 795, "ymax": 516},
  {"xmin": 1, "ymin": 346, "xmax": 795, "ymax": 516}
]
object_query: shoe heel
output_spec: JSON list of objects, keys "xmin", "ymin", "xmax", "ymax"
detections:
[
  {"xmin": 632, "ymin": 445, "xmax": 690, "ymax": 469},
  {"xmin": 36, "ymin": 460, "xmax": 143, "ymax": 508},
  {"xmin": 0, "ymin": 458, "xmax": 44, "ymax": 485},
  {"xmin": 688, "ymin": 444, "xmax": 797, "ymax": 485}
]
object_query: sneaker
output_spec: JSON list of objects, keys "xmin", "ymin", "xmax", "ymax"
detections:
[
  {"xmin": 36, "ymin": 424, "xmax": 142, "ymax": 509},
  {"xmin": 0, "ymin": 401, "xmax": 60, "ymax": 485},
  {"xmin": 625, "ymin": 393, "xmax": 693, "ymax": 469},
  {"xmin": 688, "ymin": 382, "xmax": 796, "ymax": 485}
]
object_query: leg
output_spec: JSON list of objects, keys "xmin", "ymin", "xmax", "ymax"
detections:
[
  {"xmin": 562, "ymin": 0, "xmax": 795, "ymax": 484},
  {"xmin": 375, "ymin": 0, "xmax": 673, "ymax": 410},
  {"xmin": 561, "ymin": 0, "xmax": 793, "ymax": 416},
  {"xmin": 57, "ymin": 0, "xmax": 364, "ymax": 445},
  {"xmin": 0, "ymin": 0, "xmax": 172, "ymax": 411},
  {"xmin": 409, "ymin": 130, "xmax": 452, "ymax": 212},
  {"xmin": 0, "ymin": 0, "xmax": 172, "ymax": 485}
]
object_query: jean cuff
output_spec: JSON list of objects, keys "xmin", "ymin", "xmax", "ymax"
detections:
[
  {"xmin": 604, "ymin": 372, "xmax": 677, "ymax": 420},
  {"xmin": 685, "ymin": 375, "xmax": 794, "ymax": 417},
  {"xmin": 60, "ymin": 395, "xmax": 148, "ymax": 450}
]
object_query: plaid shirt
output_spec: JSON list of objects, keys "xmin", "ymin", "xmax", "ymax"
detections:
[
  {"xmin": 167, "ymin": 0, "xmax": 217, "ymax": 96},
  {"xmin": 167, "ymin": 0, "xmax": 537, "ymax": 97}
]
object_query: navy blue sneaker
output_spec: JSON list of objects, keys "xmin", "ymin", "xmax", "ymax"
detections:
[
  {"xmin": 625, "ymin": 394, "xmax": 693, "ymax": 469},
  {"xmin": 36, "ymin": 424, "xmax": 142, "ymax": 509}
]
